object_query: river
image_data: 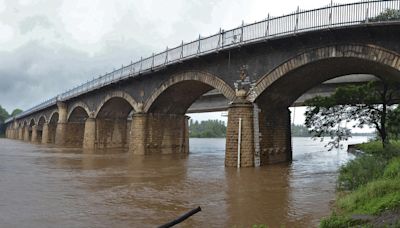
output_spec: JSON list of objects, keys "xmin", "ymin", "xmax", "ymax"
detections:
[{"xmin": 0, "ymin": 137, "xmax": 370, "ymax": 227}]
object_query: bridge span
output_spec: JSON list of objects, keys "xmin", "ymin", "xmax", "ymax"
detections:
[{"xmin": 4, "ymin": 0, "xmax": 400, "ymax": 167}]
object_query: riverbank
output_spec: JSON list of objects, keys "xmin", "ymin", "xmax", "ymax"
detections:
[{"xmin": 320, "ymin": 141, "xmax": 400, "ymax": 227}]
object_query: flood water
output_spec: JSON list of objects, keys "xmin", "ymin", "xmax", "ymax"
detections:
[{"xmin": 0, "ymin": 137, "xmax": 369, "ymax": 227}]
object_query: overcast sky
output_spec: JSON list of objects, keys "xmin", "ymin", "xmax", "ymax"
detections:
[{"xmin": 0, "ymin": 0, "xmax": 360, "ymax": 125}]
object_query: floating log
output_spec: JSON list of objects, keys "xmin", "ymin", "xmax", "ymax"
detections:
[{"xmin": 158, "ymin": 206, "xmax": 202, "ymax": 228}]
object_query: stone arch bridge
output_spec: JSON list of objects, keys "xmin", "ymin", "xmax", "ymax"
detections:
[{"xmin": 5, "ymin": 1, "xmax": 400, "ymax": 167}]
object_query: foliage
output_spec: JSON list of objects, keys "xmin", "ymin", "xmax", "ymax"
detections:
[
  {"xmin": 388, "ymin": 106, "xmax": 400, "ymax": 140},
  {"xmin": 338, "ymin": 178, "xmax": 400, "ymax": 215},
  {"xmin": 322, "ymin": 141, "xmax": 400, "ymax": 227},
  {"xmin": 0, "ymin": 106, "xmax": 23, "ymax": 137},
  {"xmin": 305, "ymin": 81, "xmax": 400, "ymax": 149},
  {"xmin": 337, "ymin": 155, "xmax": 388, "ymax": 191},
  {"xmin": 383, "ymin": 157, "xmax": 400, "ymax": 179},
  {"xmin": 356, "ymin": 140, "xmax": 400, "ymax": 158},
  {"xmin": 0, "ymin": 105, "xmax": 9, "ymax": 123},
  {"xmin": 320, "ymin": 214, "xmax": 364, "ymax": 228},
  {"xmin": 370, "ymin": 9, "xmax": 400, "ymax": 22},
  {"xmin": 10, "ymin": 109, "xmax": 23, "ymax": 117},
  {"xmin": 189, "ymin": 119, "xmax": 226, "ymax": 138}
]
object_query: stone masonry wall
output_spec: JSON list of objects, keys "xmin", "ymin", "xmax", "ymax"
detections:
[
  {"xmin": 258, "ymin": 107, "xmax": 292, "ymax": 165},
  {"xmin": 225, "ymin": 100, "xmax": 255, "ymax": 167},
  {"xmin": 129, "ymin": 114, "xmax": 189, "ymax": 155}
]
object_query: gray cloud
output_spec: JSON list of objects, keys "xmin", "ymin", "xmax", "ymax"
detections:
[
  {"xmin": 19, "ymin": 15, "xmax": 52, "ymax": 34},
  {"xmin": 0, "ymin": 0, "xmax": 352, "ymax": 114}
]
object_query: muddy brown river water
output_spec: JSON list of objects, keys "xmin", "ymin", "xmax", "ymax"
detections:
[{"xmin": 0, "ymin": 137, "xmax": 369, "ymax": 227}]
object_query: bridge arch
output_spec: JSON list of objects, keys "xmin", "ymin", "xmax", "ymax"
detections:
[
  {"xmin": 47, "ymin": 111, "xmax": 59, "ymax": 144},
  {"xmin": 94, "ymin": 91, "xmax": 138, "ymax": 118},
  {"xmin": 67, "ymin": 102, "xmax": 91, "ymax": 120},
  {"xmin": 37, "ymin": 115, "xmax": 47, "ymax": 143},
  {"xmin": 250, "ymin": 44, "xmax": 400, "ymax": 104},
  {"xmin": 144, "ymin": 71, "xmax": 236, "ymax": 113},
  {"xmin": 249, "ymin": 44, "xmax": 400, "ymax": 165},
  {"xmin": 38, "ymin": 115, "xmax": 47, "ymax": 124}
]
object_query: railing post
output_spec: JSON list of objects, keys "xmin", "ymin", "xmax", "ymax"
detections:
[
  {"xmin": 221, "ymin": 29, "xmax": 225, "ymax": 48},
  {"xmin": 165, "ymin": 46, "xmax": 169, "ymax": 65},
  {"xmin": 329, "ymin": 0, "xmax": 333, "ymax": 26},
  {"xmin": 139, "ymin": 57, "xmax": 143, "ymax": 73},
  {"xmin": 265, "ymin": 13, "xmax": 270, "ymax": 37},
  {"xmin": 365, "ymin": 1, "xmax": 370, "ymax": 23},
  {"xmin": 217, "ymin": 28, "xmax": 222, "ymax": 50},
  {"xmin": 151, "ymin": 53, "xmax": 155, "ymax": 70},
  {"xmin": 120, "ymin": 64, "xmax": 123, "ymax": 77},
  {"xmin": 295, "ymin": 6, "xmax": 300, "ymax": 32},
  {"xmin": 240, "ymin": 20, "xmax": 244, "ymax": 43},
  {"xmin": 130, "ymin": 60, "xmax": 133, "ymax": 75},
  {"xmin": 180, "ymin": 40, "xmax": 184, "ymax": 59},
  {"xmin": 197, "ymin": 34, "xmax": 201, "ymax": 55}
]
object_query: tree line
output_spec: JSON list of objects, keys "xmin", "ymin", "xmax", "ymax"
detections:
[
  {"xmin": 189, "ymin": 119, "xmax": 226, "ymax": 138},
  {"xmin": 0, "ymin": 105, "xmax": 23, "ymax": 137}
]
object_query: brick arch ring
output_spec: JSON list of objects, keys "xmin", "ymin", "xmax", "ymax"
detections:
[
  {"xmin": 48, "ymin": 110, "xmax": 59, "ymax": 123},
  {"xmin": 248, "ymin": 44, "xmax": 400, "ymax": 102},
  {"xmin": 28, "ymin": 117, "xmax": 36, "ymax": 126},
  {"xmin": 144, "ymin": 71, "xmax": 236, "ymax": 112},
  {"xmin": 37, "ymin": 115, "xmax": 48, "ymax": 124},
  {"xmin": 94, "ymin": 90, "xmax": 139, "ymax": 118},
  {"xmin": 67, "ymin": 101, "xmax": 92, "ymax": 120}
]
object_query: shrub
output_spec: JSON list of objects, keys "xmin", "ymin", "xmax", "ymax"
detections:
[
  {"xmin": 337, "ymin": 155, "xmax": 387, "ymax": 191},
  {"xmin": 383, "ymin": 157, "xmax": 400, "ymax": 179},
  {"xmin": 320, "ymin": 214, "xmax": 364, "ymax": 228},
  {"xmin": 338, "ymin": 178, "xmax": 400, "ymax": 215}
]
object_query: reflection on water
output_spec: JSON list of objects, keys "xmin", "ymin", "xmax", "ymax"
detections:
[{"xmin": 0, "ymin": 137, "xmax": 369, "ymax": 227}]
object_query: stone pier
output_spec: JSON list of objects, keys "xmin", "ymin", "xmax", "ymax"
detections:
[
  {"xmin": 83, "ymin": 117, "xmax": 96, "ymax": 149},
  {"xmin": 31, "ymin": 125, "xmax": 38, "ymax": 143},
  {"xmin": 55, "ymin": 102, "xmax": 68, "ymax": 146},
  {"xmin": 225, "ymin": 96, "xmax": 255, "ymax": 167},
  {"xmin": 129, "ymin": 113, "xmax": 189, "ymax": 155},
  {"xmin": 41, "ymin": 123, "xmax": 49, "ymax": 144}
]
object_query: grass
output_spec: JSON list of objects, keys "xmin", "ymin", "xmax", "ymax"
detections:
[
  {"xmin": 383, "ymin": 157, "xmax": 400, "ymax": 179},
  {"xmin": 338, "ymin": 178, "xmax": 400, "ymax": 215},
  {"xmin": 337, "ymin": 155, "xmax": 387, "ymax": 191},
  {"xmin": 356, "ymin": 140, "xmax": 400, "ymax": 158},
  {"xmin": 320, "ymin": 141, "xmax": 400, "ymax": 228}
]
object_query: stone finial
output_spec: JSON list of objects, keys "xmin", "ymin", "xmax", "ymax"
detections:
[{"xmin": 135, "ymin": 102, "xmax": 144, "ymax": 113}]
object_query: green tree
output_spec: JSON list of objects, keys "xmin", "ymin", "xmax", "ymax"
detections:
[
  {"xmin": 0, "ymin": 105, "xmax": 10, "ymax": 123},
  {"xmin": 388, "ymin": 106, "xmax": 400, "ymax": 140},
  {"xmin": 305, "ymin": 81, "xmax": 400, "ymax": 149},
  {"xmin": 10, "ymin": 109, "xmax": 23, "ymax": 117},
  {"xmin": 370, "ymin": 9, "xmax": 400, "ymax": 22},
  {"xmin": 189, "ymin": 119, "xmax": 226, "ymax": 138}
]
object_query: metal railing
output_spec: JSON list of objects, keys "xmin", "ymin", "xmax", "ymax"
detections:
[{"xmin": 5, "ymin": 0, "xmax": 400, "ymax": 123}]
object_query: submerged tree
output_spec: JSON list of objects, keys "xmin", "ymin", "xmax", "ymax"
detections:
[{"xmin": 305, "ymin": 80, "xmax": 400, "ymax": 149}]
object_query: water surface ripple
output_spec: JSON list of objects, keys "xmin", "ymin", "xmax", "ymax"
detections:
[{"xmin": 0, "ymin": 137, "xmax": 369, "ymax": 227}]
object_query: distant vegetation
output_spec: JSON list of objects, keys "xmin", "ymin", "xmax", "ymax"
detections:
[
  {"xmin": 291, "ymin": 124, "xmax": 312, "ymax": 137},
  {"xmin": 291, "ymin": 124, "xmax": 374, "ymax": 137},
  {"xmin": 189, "ymin": 119, "xmax": 226, "ymax": 138},
  {"xmin": 0, "ymin": 105, "xmax": 23, "ymax": 137},
  {"xmin": 188, "ymin": 120, "xmax": 374, "ymax": 139},
  {"xmin": 370, "ymin": 9, "xmax": 400, "ymax": 22}
]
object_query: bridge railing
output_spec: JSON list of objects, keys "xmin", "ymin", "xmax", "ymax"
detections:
[{"xmin": 6, "ymin": 0, "xmax": 400, "ymax": 124}]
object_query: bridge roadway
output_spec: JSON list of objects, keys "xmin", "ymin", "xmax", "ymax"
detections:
[{"xmin": 4, "ymin": 1, "xmax": 400, "ymax": 167}]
